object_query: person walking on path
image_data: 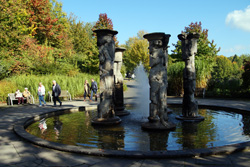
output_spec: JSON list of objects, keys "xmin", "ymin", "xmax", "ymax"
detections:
[
  {"xmin": 83, "ymin": 80, "xmax": 90, "ymax": 101},
  {"xmin": 38, "ymin": 82, "xmax": 46, "ymax": 107},
  {"xmin": 15, "ymin": 89, "xmax": 24, "ymax": 104},
  {"xmin": 90, "ymin": 78, "xmax": 98, "ymax": 102},
  {"xmin": 52, "ymin": 80, "xmax": 62, "ymax": 106},
  {"xmin": 23, "ymin": 88, "xmax": 31, "ymax": 104}
]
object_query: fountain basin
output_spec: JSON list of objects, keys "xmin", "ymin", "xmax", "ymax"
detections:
[{"xmin": 14, "ymin": 104, "xmax": 250, "ymax": 158}]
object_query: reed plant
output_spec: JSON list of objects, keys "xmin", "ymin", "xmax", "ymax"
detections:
[
  {"xmin": 167, "ymin": 59, "xmax": 213, "ymax": 96},
  {"xmin": 195, "ymin": 58, "xmax": 213, "ymax": 88},
  {"xmin": 0, "ymin": 73, "xmax": 99, "ymax": 103},
  {"xmin": 167, "ymin": 62, "xmax": 185, "ymax": 96}
]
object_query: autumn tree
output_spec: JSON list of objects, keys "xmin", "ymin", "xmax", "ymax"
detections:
[
  {"xmin": 92, "ymin": 13, "xmax": 119, "ymax": 46},
  {"xmin": 93, "ymin": 13, "xmax": 113, "ymax": 30},
  {"xmin": 26, "ymin": 0, "xmax": 54, "ymax": 43}
]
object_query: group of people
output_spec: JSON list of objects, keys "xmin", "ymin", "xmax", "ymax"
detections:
[
  {"xmin": 37, "ymin": 80, "xmax": 62, "ymax": 107},
  {"xmin": 15, "ymin": 80, "xmax": 62, "ymax": 107},
  {"xmin": 15, "ymin": 88, "xmax": 32, "ymax": 105},
  {"xmin": 15, "ymin": 78, "xmax": 98, "ymax": 106},
  {"xmin": 83, "ymin": 78, "xmax": 98, "ymax": 102}
]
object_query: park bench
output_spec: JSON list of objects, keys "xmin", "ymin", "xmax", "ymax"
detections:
[
  {"xmin": 48, "ymin": 90, "xmax": 72, "ymax": 102},
  {"xmin": 195, "ymin": 88, "xmax": 206, "ymax": 98},
  {"xmin": 8, "ymin": 93, "xmax": 35, "ymax": 106}
]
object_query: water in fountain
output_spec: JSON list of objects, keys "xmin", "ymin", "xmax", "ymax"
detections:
[
  {"xmin": 26, "ymin": 108, "xmax": 250, "ymax": 151},
  {"xmin": 133, "ymin": 63, "xmax": 150, "ymax": 121}
]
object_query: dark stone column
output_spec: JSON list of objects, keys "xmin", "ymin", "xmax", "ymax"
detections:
[
  {"xmin": 141, "ymin": 32, "xmax": 175, "ymax": 130},
  {"xmin": 91, "ymin": 29, "xmax": 121, "ymax": 125},
  {"xmin": 114, "ymin": 47, "xmax": 130, "ymax": 116},
  {"xmin": 176, "ymin": 32, "xmax": 204, "ymax": 122}
]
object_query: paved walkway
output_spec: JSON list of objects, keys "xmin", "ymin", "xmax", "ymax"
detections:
[{"xmin": 0, "ymin": 80, "xmax": 250, "ymax": 166}]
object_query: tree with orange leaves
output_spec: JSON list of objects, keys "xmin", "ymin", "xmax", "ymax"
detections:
[{"xmin": 93, "ymin": 13, "xmax": 119, "ymax": 46}]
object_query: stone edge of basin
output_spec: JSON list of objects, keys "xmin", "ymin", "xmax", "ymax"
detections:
[{"xmin": 13, "ymin": 104, "xmax": 250, "ymax": 159}]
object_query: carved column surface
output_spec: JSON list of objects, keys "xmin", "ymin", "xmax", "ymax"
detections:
[
  {"xmin": 114, "ymin": 47, "xmax": 129, "ymax": 116},
  {"xmin": 92, "ymin": 29, "xmax": 121, "ymax": 125},
  {"xmin": 176, "ymin": 32, "xmax": 204, "ymax": 122},
  {"xmin": 141, "ymin": 32, "xmax": 175, "ymax": 130},
  {"xmin": 114, "ymin": 47, "xmax": 125, "ymax": 84}
]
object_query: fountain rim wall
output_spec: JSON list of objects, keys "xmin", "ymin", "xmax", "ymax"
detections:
[{"xmin": 13, "ymin": 104, "xmax": 250, "ymax": 159}]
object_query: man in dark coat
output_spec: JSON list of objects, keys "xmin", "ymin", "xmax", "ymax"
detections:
[
  {"xmin": 90, "ymin": 78, "xmax": 98, "ymax": 102},
  {"xmin": 52, "ymin": 80, "xmax": 62, "ymax": 106}
]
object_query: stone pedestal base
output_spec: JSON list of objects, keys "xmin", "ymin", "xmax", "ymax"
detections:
[
  {"xmin": 115, "ymin": 109, "xmax": 130, "ymax": 116},
  {"xmin": 175, "ymin": 115, "xmax": 204, "ymax": 122},
  {"xmin": 91, "ymin": 116, "xmax": 121, "ymax": 126},
  {"xmin": 141, "ymin": 121, "xmax": 176, "ymax": 131},
  {"xmin": 148, "ymin": 116, "xmax": 159, "ymax": 123},
  {"xmin": 114, "ymin": 105, "xmax": 130, "ymax": 116}
]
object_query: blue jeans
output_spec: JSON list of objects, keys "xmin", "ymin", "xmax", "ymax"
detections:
[
  {"xmin": 84, "ymin": 91, "xmax": 90, "ymax": 100},
  {"xmin": 90, "ymin": 89, "xmax": 97, "ymax": 101},
  {"xmin": 39, "ymin": 95, "xmax": 46, "ymax": 105}
]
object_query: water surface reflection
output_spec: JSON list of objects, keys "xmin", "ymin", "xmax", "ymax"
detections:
[{"xmin": 26, "ymin": 108, "xmax": 250, "ymax": 151}]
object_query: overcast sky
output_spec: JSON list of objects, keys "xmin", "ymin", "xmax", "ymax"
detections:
[{"xmin": 60, "ymin": 0, "xmax": 250, "ymax": 57}]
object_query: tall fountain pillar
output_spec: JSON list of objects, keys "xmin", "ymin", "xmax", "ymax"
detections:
[
  {"xmin": 141, "ymin": 32, "xmax": 175, "ymax": 130},
  {"xmin": 114, "ymin": 47, "xmax": 130, "ymax": 116},
  {"xmin": 92, "ymin": 29, "xmax": 121, "ymax": 125},
  {"xmin": 176, "ymin": 32, "xmax": 204, "ymax": 121}
]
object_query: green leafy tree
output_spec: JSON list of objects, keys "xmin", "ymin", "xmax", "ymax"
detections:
[
  {"xmin": 229, "ymin": 54, "xmax": 250, "ymax": 67},
  {"xmin": 212, "ymin": 55, "xmax": 234, "ymax": 80},
  {"xmin": 68, "ymin": 14, "xmax": 99, "ymax": 73},
  {"xmin": 0, "ymin": 0, "xmax": 29, "ymax": 52},
  {"xmin": 123, "ymin": 30, "xmax": 149, "ymax": 72},
  {"xmin": 0, "ymin": 0, "xmax": 33, "ymax": 75}
]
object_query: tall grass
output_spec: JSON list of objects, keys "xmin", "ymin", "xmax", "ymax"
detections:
[
  {"xmin": 167, "ymin": 62, "xmax": 185, "ymax": 95},
  {"xmin": 167, "ymin": 59, "xmax": 213, "ymax": 96},
  {"xmin": 0, "ymin": 73, "xmax": 99, "ymax": 102},
  {"xmin": 195, "ymin": 59, "xmax": 213, "ymax": 88}
]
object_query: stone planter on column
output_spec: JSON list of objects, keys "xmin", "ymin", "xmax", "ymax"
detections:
[
  {"xmin": 141, "ymin": 32, "xmax": 176, "ymax": 130},
  {"xmin": 114, "ymin": 47, "xmax": 130, "ymax": 116},
  {"xmin": 176, "ymin": 32, "xmax": 204, "ymax": 122},
  {"xmin": 91, "ymin": 29, "xmax": 121, "ymax": 125}
]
